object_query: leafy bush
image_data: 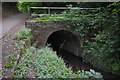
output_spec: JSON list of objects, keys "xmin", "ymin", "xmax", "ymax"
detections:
[
  {"xmin": 77, "ymin": 2, "xmax": 111, "ymax": 8},
  {"xmin": 12, "ymin": 28, "xmax": 103, "ymax": 78},
  {"xmin": 62, "ymin": 3, "xmax": 120, "ymax": 75},
  {"xmin": 85, "ymin": 25, "xmax": 120, "ymax": 75},
  {"xmin": 62, "ymin": 6, "xmax": 112, "ymax": 40},
  {"xmin": 15, "ymin": 28, "xmax": 32, "ymax": 40},
  {"xmin": 4, "ymin": 55, "xmax": 18, "ymax": 68},
  {"xmin": 84, "ymin": 3, "xmax": 120, "ymax": 75},
  {"xmin": 12, "ymin": 28, "xmax": 34, "ymax": 78},
  {"xmin": 4, "ymin": 62, "xmax": 13, "ymax": 68},
  {"xmin": 17, "ymin": 2, "xmax": 42, "ymax": 13},
  {"xmin": 13, "ymin": 47, "xmax": 36, "ymax": 78},
  {"xmin": 34, "ymin": 47, "xmax": 103, "ymax": 78},
  {"xmin": 15, "ymin": 28, "xmax": 32, "ymax": 43},
  {"xmin": 14, "ymin": 28, "xmax": 32, "ymax": 54},
  {"xmin": 13, "ymin": 46, "xmax": 103, "ymax": 79}
]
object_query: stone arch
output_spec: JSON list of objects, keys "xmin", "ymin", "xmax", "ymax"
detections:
[
  {"xmin": 46, "ymin": 30, "xmax": 82, "ymax": 57},
  {"xmin": 26, "ymin": 21, "xmax": 83, "ymax": 57}
]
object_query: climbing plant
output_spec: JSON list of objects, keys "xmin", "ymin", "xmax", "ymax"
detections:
[{"xmin": 62, "ymin": 2, "xmax": 120, "ymax": 75}]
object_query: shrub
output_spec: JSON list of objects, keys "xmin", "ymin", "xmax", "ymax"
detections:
[
  {"xmin": 13, "ymin": 47, "xmax": 36, "ymax": 78},
  {"xmin": 62, "ymin": 6, "xmax": 111, "ymax": 40},
  {"xmin": 14, "ymin": 28, "xmax": 32, "ymax": 54},
  {"xmin": 62, "ymin": 3, "xmax": 120, "ymax": 75},
  {"xmin": 17, "ymin": 2, "xmax": 42, "ymax": 13},
  {"xmin": 34, "ymin": 47, "xmax": 103, "ymax": 79},
  {"xmin": 13, "ymin": 46, "xmax": 103, "ymax": 79},
  {"xmin": 4, "ymin": 55, "xmax": 18, "ymax": 68},
  {"xmin": 12, "ymin": 28, "xmax": 103, "ymax": 78},
  {"xmin": 12, "ymin": 28, "xmax": 34, "ymax": 78}
]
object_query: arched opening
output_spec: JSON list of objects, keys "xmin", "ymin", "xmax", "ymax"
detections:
[
  {"xmin": 46, "ymin": 30, "xmax": 92, "ymax": 71},
  {"xmin": 46, "ymin": 30, "xmax": 81, "ymax": 57},
  {"xmin": 45, "ymin": 30, "xmax": 119, "ymax": 78}
]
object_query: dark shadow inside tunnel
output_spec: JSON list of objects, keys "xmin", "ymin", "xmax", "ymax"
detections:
[
  {"xmin": 46, "ymin": 30, "xmax": 81, "ymax": 57},
  {"xmin": 45, "ymin": 30, "xmax": 119, "ymax": 79}
]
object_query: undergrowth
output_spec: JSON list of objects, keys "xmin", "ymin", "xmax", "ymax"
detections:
[
  {"xmin": 31, "ymin": 14, "xmax": 66, "ymax": 22},
  {"xmin": 62, "ymin": 3, "xmax": 120, "ymax": 75},
  {"xmin": 13, "ymin": 46, "xmax": 103, "ymax": 79},
  {"xmin": 12, "ymin": 28, "xmax": 103, "ymax": 79}
]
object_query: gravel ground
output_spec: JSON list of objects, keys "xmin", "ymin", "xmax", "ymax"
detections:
[
  {"xmin": 1, "ymin": 12, "xmax": 29, "ymax": 78},
  {"xmin": 1, "ymin": 22, "xmax": 26, "ymax": 78}
]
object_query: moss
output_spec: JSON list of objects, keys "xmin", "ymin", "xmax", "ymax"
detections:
[{"xmin": 31, "ymin": 15, "xmax": 67, "ymax": 22}]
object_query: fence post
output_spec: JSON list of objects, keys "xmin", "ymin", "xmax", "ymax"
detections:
[
  {"xmin": 48, "ymin": 8, "xmax": 50, "ymax": 15},
  {"xmin": 28, "ymin": 6, "xmax": 31, "ymax": 16}
]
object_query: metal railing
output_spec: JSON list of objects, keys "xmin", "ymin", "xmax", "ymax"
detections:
[{"xmin": 29, "ymin": 7, "xmax": 97, "ymax": 15}]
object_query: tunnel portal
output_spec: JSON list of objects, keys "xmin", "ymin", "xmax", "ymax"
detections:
[{"xmin": 46, "ymin": 30, "xmax": 82, "ymax": 57}]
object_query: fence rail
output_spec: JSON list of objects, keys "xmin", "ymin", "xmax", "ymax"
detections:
[
  {"xmin": 30, "ymin": 7, "xmax": 97, "ymax": 10},
  {"xmin": 30, "ymin": 7, "xmax": 97, "ymax": 15}
]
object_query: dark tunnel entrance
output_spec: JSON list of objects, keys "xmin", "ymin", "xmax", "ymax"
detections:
[
  {"xmin": 46, "ymin": 30, "xmax": 81, "ymax": 57},
  {"xmin": 45, "ymin": 30, "xmax": 119, "ymax": 79}
]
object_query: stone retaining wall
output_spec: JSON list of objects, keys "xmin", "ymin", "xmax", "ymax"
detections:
[{"xmin": 25, "ymin": 20, "xmax": 82, "ymax": 57}]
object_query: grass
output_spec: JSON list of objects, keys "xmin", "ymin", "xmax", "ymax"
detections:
[
  {"xmin": 4, "ymin": 55, "xmax": 18, "ymax": 68},
  {"xmin": 31, "ymin": 14, "xmax": 66, "ymax": 22}
]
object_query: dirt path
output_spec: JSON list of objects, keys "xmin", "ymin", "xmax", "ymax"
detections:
[
  {"xmin": 1, "ymin": 13, "xmax": 29, "ymax": 78},
  {"xmin": 1, "ymin": 13, "xmax": 29, "ymax": 38}
]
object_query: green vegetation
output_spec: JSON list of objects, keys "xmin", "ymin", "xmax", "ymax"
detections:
[
  {"xmin": 4, "ymin": 55, "xmax": 18, "ymax": 68},
  {"xmin": 15, "ymin": 1, "xmax": 120, "ymax": 77},
  {"xmin": 13, "ymin": 46, "xmax": 36, "ymax": 78},
  {"xmin": 34, "ymin": 47, "xmax": 103, "ymax": 78},
  {"xmin": 35, "ymin": 47, "xmax": 102, "ymax": 78},
  {"xmin": 17, "ymin": 2, "xmax": 77, "ymax": 13},
  {"xmin": 15, "ymin": 28, "xmax": 32, "ymax": 42},
  {"xmin": 4, "ymin": 28, "xmax": 32, "ymax": 69},
  {"xmin": 17, "ymin": 2, "xmax": 42, "ymax": 13},
  {"xmin": 15, "ymin": 28, "xmax": 32, "ymax": 39},
  {"xmin": 31, "ymin": 14, "xmax": 66, "ymax": 22},
  {"xmin": 12, "ymin": 28, "xmax": 33, "ymax": 78},
  {"xmin": 4, "ymin": 62, "xmax": 13, "ymax": 68},
  {"xmin": 62, "ymin": 2, "xmax": 120, "ymax": 75},
  {"xmin": 14, "ymin": 28, "xmax": 32, "ymax": 55},
  {"xmin": 12, "ymin": 28, "xmax": 103, "ymax": 79},
  {"xmin": 13, "ymin": 46, "xmax": 103, "ymax": 78}
]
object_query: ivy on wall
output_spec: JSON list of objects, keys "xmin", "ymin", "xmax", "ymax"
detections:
[{"xmin": 62, "ymin": 2, "xmax": 120, "ymax": 75}]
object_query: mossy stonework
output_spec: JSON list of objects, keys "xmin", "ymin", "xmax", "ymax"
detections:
[
  {"xmin": 25, "ymin": 19, "xmax": 119, "ymax": 76},
  {"xmin": 25, "ymin": 20, "xmax": 83, "ymax": 58}
]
